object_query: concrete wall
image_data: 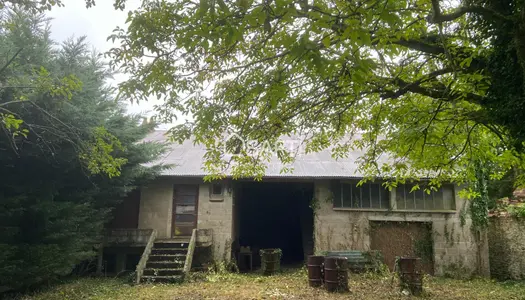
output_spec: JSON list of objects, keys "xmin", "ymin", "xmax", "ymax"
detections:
[
  {"xmin": 488, "ymin": 217, "xmax": 525, "ymax": 280},
  {"xmin": 196, "ymin": 181, "xmax": 234, "ymax": 261},
  {"xmin": 138, "ymin": 177, "xmax": 233, "ymax": 260},
  {"xmin": 139, "ymin": 177, "xmax": 173, "ymax": 238},
  {"xmin": 139, "ymin": 176, "xmax": 490, "ymax": 273},
  {"xmin": 313, "ymin": 180, "xmax": 489, "ymax": 277}
]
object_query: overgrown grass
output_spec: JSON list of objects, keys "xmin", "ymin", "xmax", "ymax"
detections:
[{"xmin": 13, "ymin": 268, "xmax": 525, "ymax": 299}]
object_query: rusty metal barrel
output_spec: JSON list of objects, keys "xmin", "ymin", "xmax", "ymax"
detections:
[
  {"xmin": 307, "ymin": 255, "xmax": 324, "ymax": 287},
  {"xmin": 324, "ymin": 257, "xmax": 349, "ymax": 292},
  {"xmin": 397, "ymin": 257, "xmax": 423, "ymax": 296},
  {"xmin": 398, "ymin": 257, "xmax": 420, "ymax": 274}
]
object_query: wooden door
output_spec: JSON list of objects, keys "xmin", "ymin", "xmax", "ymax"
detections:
[
  {"xmin": 172, "ymin": 184, "xmax": 199, "ymax": 237},
  {"xmin": 370, "ymin": 221, "xmax": 434, "ymax": 275}
]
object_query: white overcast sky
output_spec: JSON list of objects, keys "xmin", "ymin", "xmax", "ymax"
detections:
[{"xmin": 47, "ymin": 0, "xmax": 162, "ymax": 119}]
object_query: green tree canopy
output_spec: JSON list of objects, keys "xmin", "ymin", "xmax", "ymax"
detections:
[
  {"xmin": 0, "ymin": 9, "xmax": 165, "ymax": 291},
  {"xmin": 0, "ymin": 0, "xmax": 127, "ymax": 12},
  {"xmin": 110, "ymin": 0, "xmax": 525, "ymax": 187}
]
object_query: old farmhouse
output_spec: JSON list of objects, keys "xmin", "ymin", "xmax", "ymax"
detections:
[{"xmin": 101, "ymin": 131, "xmax": 489, "ymax": 282}]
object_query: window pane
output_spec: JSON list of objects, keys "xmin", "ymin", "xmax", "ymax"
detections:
[
  {"xmin": 333, "ymin": 190, "xmax": 342, "ymax": 207},
  {"xmin": 174, "ymin": 225, "xmax": 193, "ymax": 236},
  {"xmin": 212, "ymin": 183, "xmax": 223, "ymax": 195},
  {"xmin": 414, "ymin": 188, "xmax": 425, "ymax": 210},
  {"xmin": 175, "ymin": 214, "xmax": 195, "ymax": 223},
  {"xmin": 370, "ymin": 183, "xmax": 381, "ymax": 208},
  {"xmin": 380, "ymin": 188, "xmax": 389, "ymax": 209},
  {"xmin": 176, "ymin": 194, "xmax": 196, "ymax": 205},
  {"xmin": 351, "ymin": 184, "xmax": 362, "ymax": 208},
  {"xmin": 342, "ymin": 184, "xmax": 352, "ymax": 207},
  {"xmin": 426, "ymin": 192, "xmax": 435, "ymax": 210},
  {"xmin": 442, "ymin": 185, "xmax": 455, "ymax": 210},
  {"xmin": 361, "ymin": 183, "xmax": 371, "ymax": 208},
  {"xmin": 396, "ymin": 186, "xmax": 406, "ymax": 209},
  {"xmin": 369, "ymin": 183, "xmax": 389, "ymax": 209},
  {"xmin": 433, "ymin": 189, "xmax": 444, "ymax": 210},
  {"xmin": 176, "ymin": 205, "xmax": 195, "ymax": 214}
]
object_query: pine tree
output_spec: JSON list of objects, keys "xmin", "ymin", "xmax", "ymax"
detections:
[{"xmin": 0, "ymin": 9, "xmax": 165, "ymax": 291}]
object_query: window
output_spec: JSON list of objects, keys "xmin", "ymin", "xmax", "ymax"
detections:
[
  {"xmin": 334, "ymin": 182, "xmax": 389, "ymax": 209},
  {"xmin": 395, "ymin": 184, "xmax": 455, "ymax": 211},
  {"xmin": 211, "ymin": 183, "xmax": 223, "ymax": 196}
]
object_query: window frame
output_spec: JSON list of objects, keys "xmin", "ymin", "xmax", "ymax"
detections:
[
  {"xmin": 333, "ymin": 180, "xmax": 390, "ymax": 211},
  {"xmin": 209, "ymin": 182, "xmax": 225, "ymax": 201},
  {"xmin": 332, "ymin": 180, "xmax": 458, "ymax": 213},
  {"xmin": 393, "ymin": 183, "xmax": 457, "ymax": 212}
]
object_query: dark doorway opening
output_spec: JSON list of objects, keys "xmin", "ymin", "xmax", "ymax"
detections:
[{"xmin": 235, "ymin": 181, "xmax": 314, "ymax": 268}]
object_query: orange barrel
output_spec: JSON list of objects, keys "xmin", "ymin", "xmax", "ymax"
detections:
[
  {"xmin": 324, "ymin": 257, "xmax": 348, "ymax": 292},
  {"xmin": 307, "ymin": 256, "xmax": 324, "ymax": 287}
]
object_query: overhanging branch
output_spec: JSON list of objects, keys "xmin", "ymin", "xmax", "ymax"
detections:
[
  {"xmin": 393, "ymin": 39, "xmax": 445, "ymax": 55},
  {"xmin": 380, "ymin": 73, "xmax": 485, "ymax": 105},
  {"xmin": 428, "ymin": 0, "xmax": 512, "ymax": 24}
]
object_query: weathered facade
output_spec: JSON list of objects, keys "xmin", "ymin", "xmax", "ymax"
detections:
[
  {"xmin": 139, "ymin": 177, "xmax": 234, "ymax": 260},
  {"xmin": 102, "ymin": 131, "xmax": 490, "ymax": 278},
  {"xmin": 313, "ymin": 180, "xmax": 489, "ymax": 277}
]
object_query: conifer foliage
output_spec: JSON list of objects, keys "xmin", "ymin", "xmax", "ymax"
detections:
[{"xmin": 0, "ymin": 9, "xmax": 165, "ymax": 291}]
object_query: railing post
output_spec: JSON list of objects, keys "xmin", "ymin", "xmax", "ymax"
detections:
[
  {"xmin": 183, "ymin": 229, "xmax": 197, "ymax": 280},
  {"xmin": 135, "ymin": 229, "xmax": 157, "ymax": 284}
]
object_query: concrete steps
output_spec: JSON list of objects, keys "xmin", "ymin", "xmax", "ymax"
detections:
[
  {"xmin": 148, "ymin": 254, "xmax": 186, "ymax": 261},
  {"xmin": 146, "ymin": 261, "xmax": 185, "ymax": 269},
  {"xmin": 143, "ymin": 268, "xmax": 184, "ymax": 276},
  {"xmin": 151, "ymin": 248, "xmax": 187, "ymax": 255},
  {"xmin": 141, "ymin": 275, "xmax": 184, "ymax": 283},
  {"xmin": 141, "ymin": 241, "xmax": 190, "ymax": 283}
]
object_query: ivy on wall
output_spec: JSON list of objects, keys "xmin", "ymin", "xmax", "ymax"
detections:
[{"xmin": 470, "ymin": 161, "xmax": 490, "ymax": 230}]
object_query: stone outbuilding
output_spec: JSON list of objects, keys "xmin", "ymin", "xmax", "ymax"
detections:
[{"xmin": 101, "ymin": 131, "xmax": 489, "ymax": 279}]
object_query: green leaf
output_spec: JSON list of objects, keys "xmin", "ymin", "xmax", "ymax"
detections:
[
  {"xmin": 322, "ymin": 36, "xmax": 331, "ymax": 48},
  {"xmin": 199, "ymin": 0, "xmax": 209, "ymax": 17},
  {"xmin": 357, "ymin": 30, "xmax": 371, "ymax": 46},
  {"xmin": 460, "ymin": 56, "xmax": 473, "ymax": 68},
  {"xmin": 217, "ymin": 0, "xmax": 229, "ymax": 13}
]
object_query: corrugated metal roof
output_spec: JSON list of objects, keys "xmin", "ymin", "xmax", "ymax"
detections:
[{"xmin": 144, "ymin": 130, "xmax": 383, "ymax": 178}]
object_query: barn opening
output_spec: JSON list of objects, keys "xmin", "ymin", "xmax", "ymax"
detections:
[{"xmin": 234, "ymin": 181, "xmax": 314, "ymax": 269}]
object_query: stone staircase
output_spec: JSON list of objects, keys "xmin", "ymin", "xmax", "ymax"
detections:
[{"xmin": 141, "ymin": 240, "xmax": 189, "ymax": 283}]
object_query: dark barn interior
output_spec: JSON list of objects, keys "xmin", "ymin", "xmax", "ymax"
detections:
[{"xmin": 235, "ymin": 181, "xmax": 314, "ymax": 269}]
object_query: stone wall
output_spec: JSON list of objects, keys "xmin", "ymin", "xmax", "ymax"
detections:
[
  {"xmin": 313, "ymin": 180, "xmax": 489, "ymax": 277},
  {"xmin": 138, "ymin": 177, "xmax": 233, "ymax": 260},
  {"xmin": 488, "ymin": 217, "xmax": 525, "ymax": 280}
]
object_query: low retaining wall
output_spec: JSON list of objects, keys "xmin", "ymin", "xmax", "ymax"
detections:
[{"xmin": 488, "ymin": 217, "xmax": 525, "ymax": 280}]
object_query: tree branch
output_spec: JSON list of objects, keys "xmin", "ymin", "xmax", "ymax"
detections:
[
  {"xmin": 392, "ymin": 38, "xmax": 445, "ymax": 55},
  {"xmin": 0, "ymin": 48, "xmax": 23, "ymax": 75},
  {"xmin": 427, "ymin": 0, "xmax": 511, "ymax": 24},
  {"xmin": 380, "ymin": 67, "xmax": 453, "ymax": 99},
  {"xmin": 381, "ymin": 72, "xmax": 485, "ymax": 104}
]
